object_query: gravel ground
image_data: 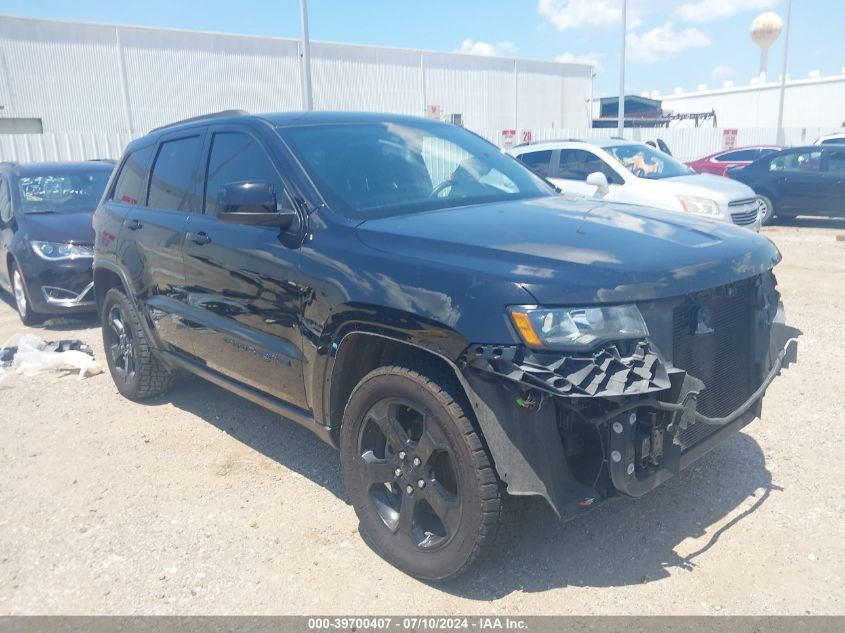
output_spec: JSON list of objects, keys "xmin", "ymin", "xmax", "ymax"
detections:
[{"xmin": 0, "ymin": 222, "xmax": 843, "ymax": 615}]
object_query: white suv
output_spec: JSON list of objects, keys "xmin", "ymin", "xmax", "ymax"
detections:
[
  {"xmin": 813, "ymin": 133, "xmax": 845, "ymax": 145},
  {"xmin": 508, "ymin": 139, "xmax": 763, "ymax": 231}
]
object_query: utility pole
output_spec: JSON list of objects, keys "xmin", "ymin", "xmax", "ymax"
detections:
[
  {"xmin": 775, "ymin": 0, "xmax": 792, "ymax": 145},
  {"xmin": 300, "ymin": 0, "xmax": 314, "ymax": 111},
  {"xmin": 617, "ymin": 0, "xmax": 627, "ymax": 137}
]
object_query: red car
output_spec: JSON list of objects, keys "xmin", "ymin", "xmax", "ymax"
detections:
[{"xmin": 687, "ymin": 146, "xmax": 782, "ymax": 177}]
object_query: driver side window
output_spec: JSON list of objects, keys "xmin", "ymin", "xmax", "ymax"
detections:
[
  {"xmin": 204, "ymin": 132, "xmax": 290, "ymax": 216},
  {"xmin": 556, "ymin": 149, "xmax": 623, "ymax": 185}
]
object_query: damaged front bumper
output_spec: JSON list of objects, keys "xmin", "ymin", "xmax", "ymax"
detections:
[{"xmin": 458, "ymin": 274, "xmax": 799, "ymax": 521}]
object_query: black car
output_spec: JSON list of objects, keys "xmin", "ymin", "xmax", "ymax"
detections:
[
  {"xmin": 92, "ymin": 111, "xmax": 798, "ymax": 580},
  {"xmin": 0, "ymin": 161, "xmax": 114, "ymax": 324},
  {"xmin": 729, "ymin": 145, "xmax": 845, "ymax": 224}
]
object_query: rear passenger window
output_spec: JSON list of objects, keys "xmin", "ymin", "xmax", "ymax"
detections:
[
  {"xmin": 517, "ymin": 150, "xmax": 553, "ymax": 177},
  {"xmin": 827, "ymin": 150, "xmax": 845, "ymax": 173},
  {"xmin": 111, "ymin": 146, "xmax": 153, "ymax": 205},
  {"xmin": 203, "ymin": 132, "xmax": 288, "ymax": 215},
  {"xmin": 147, "ymin": 136, "xmax": 203, "ymax": 211}
]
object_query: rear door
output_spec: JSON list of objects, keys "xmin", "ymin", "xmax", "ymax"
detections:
[
  {"xmin": 181, "ymin": 126, "xmax": 308, "ymax": 409},
  {"xmin": 120, "ymin": 131, "xmax": 206, "ymax": 353},
  {"xmin": 768, "ymin": 149, "xmax": 830, "ymax": 215}
]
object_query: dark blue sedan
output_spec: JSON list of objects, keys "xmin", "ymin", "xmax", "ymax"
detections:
[
  {"xmin": 0, "ymin": 160, "xmax": 114, "ymax": 324},
  {"xmin": 729, "ymin": 145, "xmax": 845, "ymax": 224}
]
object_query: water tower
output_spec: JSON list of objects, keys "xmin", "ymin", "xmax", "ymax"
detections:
[{"xmin": 751, "ymin": 12, "xmax": 783, "ymax": 79}]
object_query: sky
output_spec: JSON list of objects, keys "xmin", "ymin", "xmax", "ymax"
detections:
[{"xmin": 3, "ymin": 0, "xmax": 843, "ymax": 97}]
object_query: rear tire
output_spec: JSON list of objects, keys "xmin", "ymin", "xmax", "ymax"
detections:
[
  {"xmin": 757, "ymin": 195, "xmax": 776, "ymax": 225},
  {"xmin": 11, "ymin": 264, "xmax": 42, "ymax": 326},
  {"xmin": 340, "ymin": 365, "xmax": 525, "ymax": 581},
  {"xmin": 101, "ymin": 287, "xmax": 174, "ymax": 401}
]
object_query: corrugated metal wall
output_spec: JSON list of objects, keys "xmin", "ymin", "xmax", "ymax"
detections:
[
  {"xmin": 3, "ymin": 126, "xmax": 841, "ymax": 164},
  {"xmin": 0, "ymin": 16, "xmax": 593, "ymax": 137},
  {"xmin": 659, "ymin": 75, "xmax": 845, "ymax": 129}
]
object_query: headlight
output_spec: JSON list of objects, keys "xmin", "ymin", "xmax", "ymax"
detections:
[
  {"xmin": 677, "ymin": 195, "xmax": 721, "ymax": 217},
  {"xmin": 508, "ymin": 304, "xmax": 648, "ymax": 350},
  {"xmin": 30, "ymin": 241, "xmax": 94, "ymax": 260}
]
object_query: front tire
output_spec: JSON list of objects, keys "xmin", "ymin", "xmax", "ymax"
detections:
[
  {"xmin": 340, "ymin": 365, "xmax": 525, "ymax": 581},
  {"xmin": 101, "ymin": 287, "xmax": 174, "ymax": 401},
  {"xmin": 12, "ymin": 264, "xmax": 42, "ymax": 326}
]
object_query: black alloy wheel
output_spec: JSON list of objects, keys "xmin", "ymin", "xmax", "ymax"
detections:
[
  {"xmin": 100, "ymin": 288, "xmax": 174, "ymax": 401},
  {"xmin": 357, "ymin": 396, "xmax": 461, "ymax": 551},
  {"xmin": 105, "ymin": 302, "xmax": 136, "ymax": 383},
  {"xmin": 340, "ymin": 365, "xmax": 526, "ymax": 581}
]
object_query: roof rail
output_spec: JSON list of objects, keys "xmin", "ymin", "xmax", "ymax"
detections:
[
  {"xmin": 150, "ymin": 110, "xmax": 249, "ymax": 134},
  {"xmin": 513, "ymin": 138, "xmax": 584, "ymax": 148}
]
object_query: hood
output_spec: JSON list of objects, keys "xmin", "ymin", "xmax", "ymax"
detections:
[
  {"xmin": 356, "ymin": 196, "xmax": 780, "ymax": 304},
  {"xmin": 661, "ymin": 173, "xmax": 757, "ymax": 203},
  {"xmin": 20, "ymin": 210, "xmax": 95, "ymax": 245}
]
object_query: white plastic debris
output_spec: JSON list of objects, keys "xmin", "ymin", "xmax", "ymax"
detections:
[{"xmin": 9, "ymin": 334, "xmax": 102, "ymax": 380}]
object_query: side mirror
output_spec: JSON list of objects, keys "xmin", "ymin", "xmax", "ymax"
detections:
[
  {"xmin": 217, "ymin": 181, "xmax": 297, "ymax": 228},
  {"xmin": 586, "ymin": 171, "xmax": 610, "ymax": 195}
]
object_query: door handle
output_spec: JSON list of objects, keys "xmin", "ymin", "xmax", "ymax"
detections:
[
  {"xmin": 127, "ymin": 219, "xmax": 142, "ymax": 231},
  {"xmin": 187, "ymin": 231, "xmax": 211, "ymax": 245}
]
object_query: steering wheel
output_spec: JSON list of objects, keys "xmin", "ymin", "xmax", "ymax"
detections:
[{"xmin": 430, "ymin": 179, "xmax": 455, "ymax": 198}]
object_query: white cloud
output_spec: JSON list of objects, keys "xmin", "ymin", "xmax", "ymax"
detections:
[
  {"xmin": 538, "ymin": 0, "xmax": 621, "ymax": 31},
  {"xmin": 555, "ymin": 51, "xmax": 605, "ymax": 73},
  {"xmin": 711, "ymin": 64, "xmax": 735, "ymax": 78},
  {"xmin": 454, "ymin": 39, "xmax": 519, "ymax": 57},
  {"xmin": 626, "ymin": 22, "xmax": 711, "ymax": 62},
  {"xmin": 675, "ymin": 0, "xmax": 776, "ymax": 22}
]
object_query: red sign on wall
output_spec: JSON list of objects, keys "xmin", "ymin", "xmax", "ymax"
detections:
[
  {"xmin": 522, "ymin": 130, "xmax": 533, "ymax": 143},
  {"xmin": 722, "ymin": 128, "xmax": 738, "ymax": 150},
  {"xmin": 501, "ymin": 129, "xmax": 517, "ymax": 148}
]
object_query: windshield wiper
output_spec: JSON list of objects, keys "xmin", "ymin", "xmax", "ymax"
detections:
[{"xmin": 24, "ymin": 210, "xmax": 59, "ymax": 215}]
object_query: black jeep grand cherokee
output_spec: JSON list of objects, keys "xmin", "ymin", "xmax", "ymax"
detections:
[{"xmin": 93, "ymin": 111, "xmax": 798, "ymax": 580}]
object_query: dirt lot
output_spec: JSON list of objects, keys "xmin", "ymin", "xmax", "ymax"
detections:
[{"xmin": 0, "ymin": 223, "xmax": 843, "ymax": 615}]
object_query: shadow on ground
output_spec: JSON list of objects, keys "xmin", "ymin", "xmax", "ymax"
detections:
[
  {"xmin": 769, "ymin": 216, "xmax": 845, "ymax": 230},
  {"xmin": 0, "ymin": 292, "xmax": 99, "ymax": 332},
  {"xmin": 148, "ymin": 374, "xmax": 778, "ymax": 599}
]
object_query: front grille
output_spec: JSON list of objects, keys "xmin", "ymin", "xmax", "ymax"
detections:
[
  {"xmin": 729, "ymin": 198, "xmax": 761, "ymax": 226},
  {"xmin": 672, "ymin": 277, "xmax": 757, "ymax": 446}
]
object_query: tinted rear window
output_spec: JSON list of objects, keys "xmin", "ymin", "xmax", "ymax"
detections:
[
  {"xmin": 112, "ymin": 146, "xmax": 153, "ymax": 206},
  {"xmin": 717, "ymin": 149, "xmax": 756, "ymax": 162},
  {"xmin": 517, "ymin": 150, "xmax": 553, "ymax": 177},
  {"xmin": 147, "ymin": 136, "xmax": 202, "ymax": 211}
]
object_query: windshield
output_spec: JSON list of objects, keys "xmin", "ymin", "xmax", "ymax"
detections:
[
  {"xmin": 281, "ymin": 121, "xmax": 555, "ymax": 218},
  {"xmin": 604, "ymin": 144, "xmax": 693, "ymax": 180},
  {"xmin": 17, "ymin": 170, "xmax": 112, "ymax": 213}
]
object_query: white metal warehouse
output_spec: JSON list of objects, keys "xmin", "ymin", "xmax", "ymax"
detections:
[{"xmin": 0, "ymin": 15, "xmax": 593, "ymax": 139}]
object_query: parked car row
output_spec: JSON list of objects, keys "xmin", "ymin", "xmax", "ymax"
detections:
[
  {"xmin": 0, "ymin": 114, "xmax": 804, "ymax": 581},
  {"xmin": 510, "ymin": 138, "xmax": 764, "ymax": 230}
]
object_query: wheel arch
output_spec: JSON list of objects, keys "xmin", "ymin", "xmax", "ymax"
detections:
[
  {"xmin": 325, "ymin": 329, "xmax": 595, "ymax": 519},
  {"xmin": 326, "ymin": 331, "xmax": 472, "ymax": 439},
  {"xmin": 93, "ymin": 262, "xmax": 132, "ymax": 313}
]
